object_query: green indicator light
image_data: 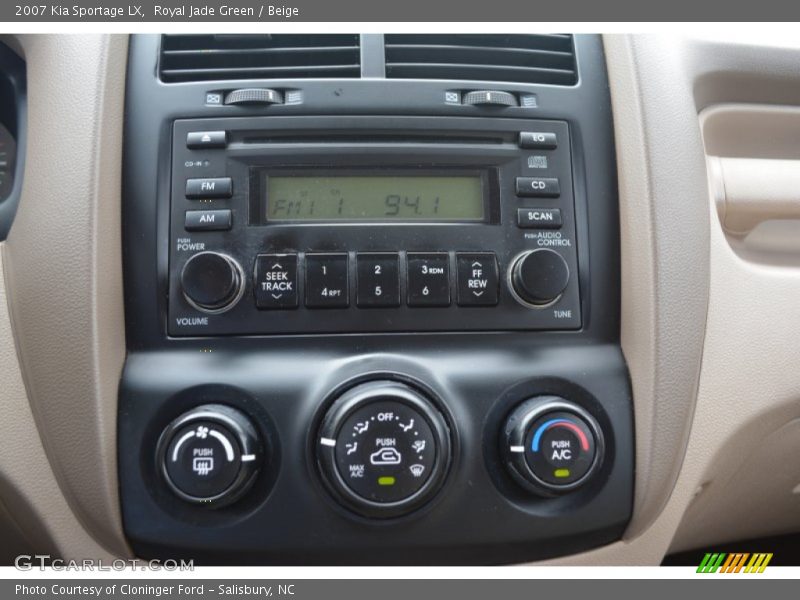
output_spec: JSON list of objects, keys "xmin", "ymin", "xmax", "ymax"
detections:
[
  {"xmin": 554, "ymin": 469, "xmax": 570, "ymax": 478},
  {"xmin": 378, "ymin": 476, "xmax": 396, "ymax": 486}
]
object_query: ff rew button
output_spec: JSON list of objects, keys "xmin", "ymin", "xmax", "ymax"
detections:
[
  {"xmin": 456, "ymin": 253, "xmax": 499, "ymax": 306},
  {"xmin": 305, "ymin": 253, "xmax": 349, "ymax": 308},
  {"xmin": 185, "ymin": 209, "xmax": 232, "ymax": 231},
  {"xmin": 517, "ymin": 208, "xmax": 563, "ymax": 229},
  {"xmin": 254, "ymin": 254, "xmax": 298, "ymax": 309},
  {"xmin": 515, "ymin": 177, "xmax": 560, "ymax": 198}
]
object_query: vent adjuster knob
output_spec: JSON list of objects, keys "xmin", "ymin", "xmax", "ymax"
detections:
[
  {"xmin": 462, "ymin": 90, "xmax": 518, "ymax": 107},
  {"xmin": 224, "ymin": 88, "xmax": 284, "ymax": 106}
]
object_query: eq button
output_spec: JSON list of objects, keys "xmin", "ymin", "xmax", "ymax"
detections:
[
  {"xmin": 254, "ymin": 254, "xmax": 298, "ymax": 309},
  {"xmin": 519, "ymin": 131, "xmax": 557, "ymax": 149},
  {"xmin": 306, "ymin": 254, "xmax": 349, "ymax": 308},
  {"xmin": 407, "ymin": 253, "xmax": 450, "ymax": 307},
  {"xmin": 456, "ymin": 253, "xmax": 499, "ymax": 306}
]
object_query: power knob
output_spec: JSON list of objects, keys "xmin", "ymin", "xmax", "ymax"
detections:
[
  {"xmin": 509, "ymin": 249, "xmax": 570, "ymax": 307},
  {"xmin": 180, "ymin": 251, "xmax": 244, "ymax": 314}
]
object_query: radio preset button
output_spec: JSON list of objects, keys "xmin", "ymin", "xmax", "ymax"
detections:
[
  {"xmin": 456, "ymin": 253, "xmax": 499, "ymax": 306},
  {"xmin": 517, "ymin": 208, "xmax": 563, "ymax": 229},
  {"xmin": 185, "ymin": 209, "xmax": 232, "ymax": 232},
  {"xmin": 185, "ymin": 177, "xmax": 233, "ymax": 199},
  {"xmin": 357, "ymin": 253, "xmax": 400, "ymax": 308},
  {"xmin": 515, "ymin": 177, "xmax": 561, "ymax": 198},
  {"xmin": 254, "ymin": 254, "xmax": 298, "ymax": 309},
  {"xmin": 519, "ymin": 132, "xmax": 557, "ymax": 149},
  {"xmin": 186, "ymin": 131, "xmax": 227, "ymax": 149},
  {"xmin": 407, "ymin": 253, "xmax": 451, "ymax": 307},
  {"xmin": 306, "ymin": 254, "xmax": 349, "ymax": 308}
]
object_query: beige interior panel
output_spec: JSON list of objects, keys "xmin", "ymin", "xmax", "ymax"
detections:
[
  {"xmin": 0, "ymin": 244, "xmax": 113, "ymax": 563},
  {"xmin": 547, "ymin": 34, "xmax": 800, "ymax": 565},
  {"xmin": 2, "ymin": 34, "xmax": 131, "ymax": 558}
]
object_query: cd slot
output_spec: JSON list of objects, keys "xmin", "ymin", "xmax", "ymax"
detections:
[{"xmin": 236, "ymin": 131, "xmax": 512, "ymax": 146}]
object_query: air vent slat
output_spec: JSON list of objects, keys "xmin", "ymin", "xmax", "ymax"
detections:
[
  {"xmin": 159, "ymin": 34, "xmax": 361, "ymax": 83},
  {"xmin": 385, "ymin": 34, "xmax": 577, "ymax": 86}
]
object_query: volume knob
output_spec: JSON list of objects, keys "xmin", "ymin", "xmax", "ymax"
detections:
[
  {"xmin": 510, "ymin": 249, "xmax": 570, "ymax": 307},
  {"xmin": 180, "ymin": 251, "xmax": 244, "ymax": 313}
]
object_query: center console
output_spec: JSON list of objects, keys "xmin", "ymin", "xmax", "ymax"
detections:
[{"xmin": 119, "ymin": 33, "xmax": 632, "ymax": 564}]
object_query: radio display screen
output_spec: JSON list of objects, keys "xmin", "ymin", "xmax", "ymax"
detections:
[{"xmin": 264, "ymin": 173, "xmax": 486, "ymax": 222}]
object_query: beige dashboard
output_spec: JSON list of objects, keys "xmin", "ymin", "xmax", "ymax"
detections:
[{"xmin": 0, "ymin": 32, "xmax": 798, "ymax": 565}]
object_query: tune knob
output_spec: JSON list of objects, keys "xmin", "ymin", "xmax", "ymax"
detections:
[
  {"xmin": 502, "ymin": 397, "xmax": 604, "ymax": 496},
  {"xmin": 180, "ymin": 251, "xmax": 244, "ymax": 313},
  {"xmin": 316, "ymin": 380, "xmax": 452, "ymax": 518},
  {"xmin": 157, "ymin": 404, "xmax": 262, "ymax": 506},
  {"xmin": 509, "ymin": 249, "xmax": 570, "ymax": 307}
]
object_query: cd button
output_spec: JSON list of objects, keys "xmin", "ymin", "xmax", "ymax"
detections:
[
  {"xmin": 254, "ymin": 254, "xmax": 298, "ymax": 309},
  {"xmin": 407, "ymin": 253, "xmax": 450, "ymax": 307},
  {"xmin": 456, "ymin": 253, "xmax": 499, "ymax": 306},
  {"xmin": 515, "ymin": 177, "xmax": 560, "ymax": 198},
  {"xmin": 357, "ymin": 253, "xmax": 400, "ymax": 308},
  {"xmin": 306, "ymin": 254, "xmax": 349, "ymax": 308}
]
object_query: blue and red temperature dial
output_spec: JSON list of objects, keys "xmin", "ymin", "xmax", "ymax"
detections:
[{"xmin": 503, "ymin": 397, "xmax": 604, "ymax": 495}]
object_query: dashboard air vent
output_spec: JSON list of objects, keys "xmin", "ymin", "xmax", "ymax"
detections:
[
  {"xmin": 159, "ymin": 34, "xmax": 361, "ymax": 83},
  {"xmin": 384, "ymin": 34, "xmax": 577, "ymax": 86}
]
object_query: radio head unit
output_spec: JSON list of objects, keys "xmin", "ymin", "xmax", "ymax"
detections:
[{"xmin": 168, "ymin": 115, "xmax": 581, "ymax": 336}]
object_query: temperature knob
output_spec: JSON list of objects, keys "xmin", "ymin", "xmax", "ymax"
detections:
[
  {"xmin": 180, "ymin": 251, "xmax": 244, "ymax": 313},
  {"xmin": 502, "ymin": 396, "xmax": 604, "ymax": 496},
  {"xmin": 316, "ymin": 380, "xmax": 451, "ymax": 518},
  {"xmin": 509, "ymin": 249, "xmax": 570, "ymax": 307}
]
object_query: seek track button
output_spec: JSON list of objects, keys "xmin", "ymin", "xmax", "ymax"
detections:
[
  {"xmin": 254, "ymin": 254, "xmax": 298, "ymax": 309},
  {"xmin": 456, "ymin": 253, "xmax": 499, "ymax": 306}
]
